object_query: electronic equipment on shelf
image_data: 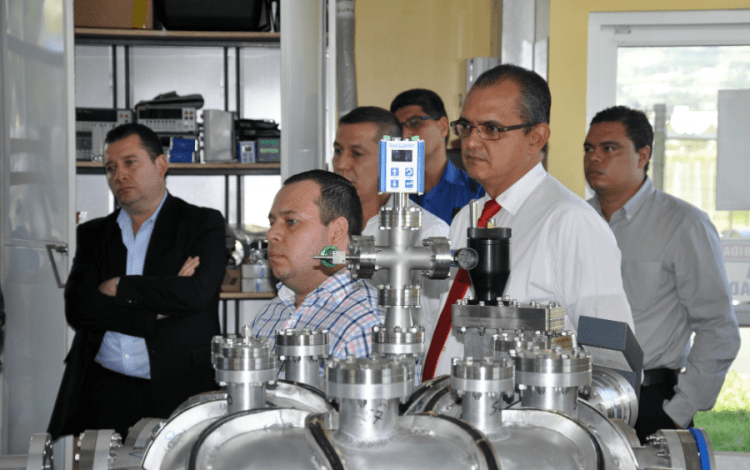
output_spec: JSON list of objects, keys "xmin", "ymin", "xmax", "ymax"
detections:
[
  {"xmin": 75, "ymin": 108, "xmax": 133, "ymax": 161},
  {"xmin": 136, "ymin": 106, "xmax": 197, "ymax": 134}
]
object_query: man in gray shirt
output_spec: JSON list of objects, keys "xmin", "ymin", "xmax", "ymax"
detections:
[{"xmin": 584, "ymin": 105, "xmax": 741, "ymax": 443}]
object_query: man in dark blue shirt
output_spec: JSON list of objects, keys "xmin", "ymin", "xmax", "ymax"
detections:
[{"xmin": 391, "ymin": 89, "xmax": 484, "ymax": 224}]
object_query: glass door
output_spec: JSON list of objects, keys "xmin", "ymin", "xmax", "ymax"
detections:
[{"xmin": 587, "ymin": 10, "xmax": 750, "ymax": 442}]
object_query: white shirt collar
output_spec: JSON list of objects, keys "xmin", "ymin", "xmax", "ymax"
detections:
[{"xmin": 492, "ymin": 162, "xmax": 547, "ymax": 215}]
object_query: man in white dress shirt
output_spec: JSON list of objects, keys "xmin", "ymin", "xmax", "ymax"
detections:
[
  {"xmin": 584, "ymin": 105, "xmax": 740, "ymax": 442},
  {"xmin": 332, "ymin": 106, "xmax": 449, "ymax": 351},
  {"xmin": 424, "ymin": 64, "xmax": 635, "ymax": 379}
]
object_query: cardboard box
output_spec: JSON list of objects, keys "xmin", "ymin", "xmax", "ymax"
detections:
[
  {"xmin": 75, "ymin": 0, "xmax": 154, "ymax": 30},
  {"xmin": 221, "ymin": 268, "xmax": 241, "ymax": 293}
]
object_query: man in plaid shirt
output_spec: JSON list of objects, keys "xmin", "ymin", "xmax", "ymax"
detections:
[{"xmin": 252, "ymin": 170, "xmax": 382, "ymax": 361}]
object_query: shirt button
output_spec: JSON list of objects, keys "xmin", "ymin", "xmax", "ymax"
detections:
[{"xmin": 125, "ymin": 354, "xmax": 130, "ymax": 359}]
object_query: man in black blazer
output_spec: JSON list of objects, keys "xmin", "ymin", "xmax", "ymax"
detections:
[{"xmin": 48, "ymin": 124, "xmax": 226, "ymax": 440}]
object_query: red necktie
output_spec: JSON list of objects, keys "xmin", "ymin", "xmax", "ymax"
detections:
[{"xmin": 422, "ymin": 199, "xmax": 501, "ymax": 380}]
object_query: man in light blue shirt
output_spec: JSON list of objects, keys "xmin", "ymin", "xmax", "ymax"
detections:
[
  {"xmin": 49, "ymin": 124, "xmax": 225, "ymax": 440},
  {"xmin": 93, "ymin": 191, "xmax": 168, "ymax": 378},
  {"xmin": 584, "ymin": 105, "xmax": 741, "ymax": 443}
]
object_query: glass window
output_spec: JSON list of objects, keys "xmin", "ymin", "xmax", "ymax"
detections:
[{"xmin": 617, "ymin": 45, "xmax": 750, "ymax": 234}]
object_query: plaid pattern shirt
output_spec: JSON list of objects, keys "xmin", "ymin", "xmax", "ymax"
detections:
[{"xmin": 252, "ymin": 268, "xmax": 382, "ymax": 360}]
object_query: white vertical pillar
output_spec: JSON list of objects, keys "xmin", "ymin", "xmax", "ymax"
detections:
[
  {"xmin": 325, "ymin": 0, "xmax": 338, "ymax": 170},
  {"xmin": 501, "ymin": 0, "xmax": 549, "ymax": 79},
  {"xmin": 280, "ymin": 1, "xmax": 326, "ymax": 179}
]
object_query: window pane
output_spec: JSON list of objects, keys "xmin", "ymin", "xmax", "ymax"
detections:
[{"xmin": 617, "ymin": 46, "xmax": 750, "ymax": 234}]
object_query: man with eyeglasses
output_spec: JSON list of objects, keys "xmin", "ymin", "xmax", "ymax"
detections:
[
  {"xmin": 333, "ymin": 107, "xmax": 449, "ymax": 376},
  {"xmin": 422, "ymin": 64, "xmax": 635, "ymax": 379},
  {"xmin": 391, "ymin": 89, "xmax": 485, "ymax": 225}
]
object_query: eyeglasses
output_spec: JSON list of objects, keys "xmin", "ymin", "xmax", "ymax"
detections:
[
  {"xmin": 450, "ymin": 119, "xmax": 537, "ymax": 140},
  {"xmin": 401, "ymin": 115, "xmax": 440, "ymax": 130}
]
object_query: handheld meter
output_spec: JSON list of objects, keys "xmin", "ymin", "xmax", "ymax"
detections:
[{"xmin": 378, "ymin": 136, "xmax": 425, "ymax": 193}]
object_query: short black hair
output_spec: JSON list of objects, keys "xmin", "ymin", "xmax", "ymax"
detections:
[
  {"xmin": 338, "ymin": 106, "xmax": 401, "ymax": 141},
  {"xmin": 390, "ymin": 88, "xmax": 448, "ymax": 119},
  {"xmin": 591, "ymin": 105, "xmax": 654, "ymax": 174},
  {"xmin": 472, "ymin": 64, "xmax": 551, "ymax": 155},
  {"xmin": 284, "ymin": 170, "xmax": 363, "ymax": 238},
  {"xmin": 105, "ymin": 123, "xmax": 164, "ymax": 162},
  {"xmin": 390, "ymin": 89, "xmax": 449, "ymax": 144}
]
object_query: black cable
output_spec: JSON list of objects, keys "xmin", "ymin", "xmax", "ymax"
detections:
[{"xmin": 305, "ymin": 414, "xmax": 345, "ymax": 470}]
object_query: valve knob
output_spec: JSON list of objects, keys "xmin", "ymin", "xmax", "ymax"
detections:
[{"xmin": 454, "ymin": 247, "xmax": 479, "ymax": 270}]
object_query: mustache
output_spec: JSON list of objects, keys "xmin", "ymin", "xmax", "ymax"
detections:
[
  {"xmin": 463, "ymin": 150, "xmax": 484, "ymax": 160},
  {"xmin": 334, "ymin": 170, "xmax": 355, "ymax": 183}
]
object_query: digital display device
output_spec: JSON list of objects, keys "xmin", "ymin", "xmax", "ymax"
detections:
[
  {"xmin": 138, "ymin": 108, "xmax": 183, "ymax": 120},
  {"xmin": 378, "ymin": 137, "xmax": 424, "ymax": 194},
  {"xmin": 391, "ymin": 149, "xmax": 412, "ymax": 162},
  {"xmin": 75, "ymin": 108, "xmax": 133, "ymax": 160},
  {"xmin": 136, "ymin": 107, "xmax": 197, "ymax": 134}
]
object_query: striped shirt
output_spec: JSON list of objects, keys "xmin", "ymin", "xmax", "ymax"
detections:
[{"xmin": 252, "ymin": 268, "xmax": 382, "ymax": 361}]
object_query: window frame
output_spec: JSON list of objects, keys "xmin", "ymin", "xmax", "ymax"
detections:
[{"xmin": 586, "ymin": 10, "xmax": 750, "ymax": 124}]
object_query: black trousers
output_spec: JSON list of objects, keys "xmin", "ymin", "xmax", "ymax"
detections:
[
  {"xmin": 72, "ymin": 362, "xmax": 157, "ymax": 439},
  {"xmin": 634, "ymin": 368, "xmax": 694, "ymax": 444}
]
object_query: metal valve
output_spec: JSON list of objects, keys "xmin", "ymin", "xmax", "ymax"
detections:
[
  {"xmin": 314, "ymin": 245, "xmax": 350, "ymax": 267},
  {"xmin": 453, "ymin": 247, "xmax": 479, "ymax": 271}
]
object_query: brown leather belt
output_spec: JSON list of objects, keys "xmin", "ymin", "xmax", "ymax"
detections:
[{"xmin": 642, "ymin": 368, "xmax": 678, "ymax": 387}]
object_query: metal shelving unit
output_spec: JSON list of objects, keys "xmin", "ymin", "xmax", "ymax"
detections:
[
  {"xmin": 220, "ymin": 292, "xmax": 274, "ymax": 300},
  {"xmin": 74, "ymin": 27, "xmax": 279, "ymax": 113},
  {"xmin": 73, "ymin": 28, "xmax": 280, "ymax": 325},
  {"xmin": 76, "ymin": 161, "xmax": 280, "ymax": 176},
  {"xmin": 74, "ymin": 28, "xmax": 280, "ymax": 47}
]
